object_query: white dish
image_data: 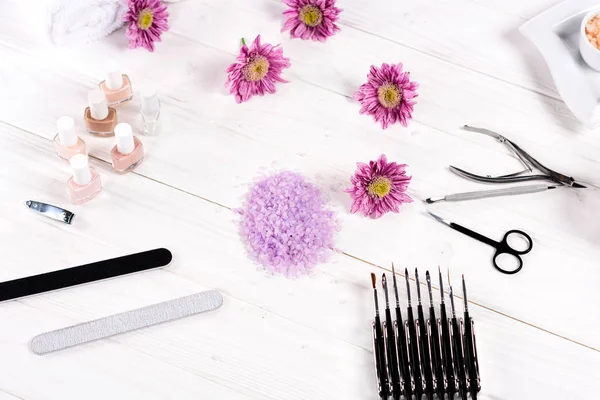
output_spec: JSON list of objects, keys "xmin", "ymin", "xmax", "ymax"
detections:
[
  {"xmin": 579, "ymin": 7, "xmax": 600, "ymax": 71},
  {"xmin": 520, "ymin": 0, "xmax": 600, "ymax": 129}
]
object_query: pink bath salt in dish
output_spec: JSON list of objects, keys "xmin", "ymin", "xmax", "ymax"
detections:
[
  {"xmin": 586, "ymin": 15, "xmax": 600, "ymax": 50},
  {"xmin": 238, "ymin": 171, "xmax": 338, "ymax": 277}
]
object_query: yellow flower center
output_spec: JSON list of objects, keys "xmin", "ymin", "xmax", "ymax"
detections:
[
  {"xmin": 243, "ymin": 56, "xmax": 270, "ymax": 82},
  {"xmin": 377, "ymin": 83, "xmax": 403, "ymax": 109},
  {"xmin": 137, "ymin": 8, "xmax": 154, "ymax": 30},
  {"xmin": 367, "ymin": 176, "xmax": 392, "ymax": 198},
  {"xmin": 299, "ymin": 5, "xmax": 323, "ymax": 27}
]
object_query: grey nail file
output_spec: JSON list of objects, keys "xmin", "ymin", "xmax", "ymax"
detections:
[{"xmin": 31, "ymin": 290, "xmax": 223, "ymax": 355}]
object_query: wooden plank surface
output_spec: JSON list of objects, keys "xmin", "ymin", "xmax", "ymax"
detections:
[{"xmin": 1, "ymin": 0, "xmax": 599, "ymax": 399}]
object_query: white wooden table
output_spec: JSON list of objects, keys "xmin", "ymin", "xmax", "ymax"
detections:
[{"xmin": 1, "ymin": 0, "xmax": 600, "ymax": 399}]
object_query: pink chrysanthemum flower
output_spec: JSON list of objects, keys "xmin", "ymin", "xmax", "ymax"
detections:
[
  {"xmin": 281, "ymin": 0, "xmax": 342, "ymax": 42},
  {"xmin": 354, "ymin": 63, "xmax": 419, "ymax": 129},
  {"xmin": 345, "ymin": 154, "xmax": 413, "ymax": 218},
  {"xmin": 225, "ymin": 35, "xmax": 291, "ymax": 103},
  {"xmin": 125, "ymin": 0, "xmax": 169, "ymax": 52}
]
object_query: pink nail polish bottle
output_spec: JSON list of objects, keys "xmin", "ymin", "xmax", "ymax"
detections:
[
  {"xmin": 99, "ymin": 63, "xmax": 133, "ymax": 106},
  {"xmin": 68, "ymin": 154, "xmax": 102, "ymax": 204},
  {"xmin": 111, "ymin": 123, "xmax": 144, "ymax": 173},
  {"xmin": 53, "ymin": 116, "xmax": 86, "ymax": 161},
  {"xmin": 84, "ymin": 90, "xmax": 118, "ymax": 136}
]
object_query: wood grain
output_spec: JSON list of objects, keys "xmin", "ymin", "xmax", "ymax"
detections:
[
  {"xmin": 2, "ymin": 125, "xmax": 600, "ymax": 399},
  {"xmin": 1, "ymin": 0, "xmax": 600, "ymax": 398}
]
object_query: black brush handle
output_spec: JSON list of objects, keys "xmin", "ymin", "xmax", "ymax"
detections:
[
  {"xmin": 451, "ymin": 317, "xmax": 467, "ymax": 400},
  {"xmin": 429, "ymin": 306, "xmax": 445, "ymax": 400},
  {"xmin": 395, "ymin": 306, "xmax": 412, "ymax": 399},
  {"xmin": 440, "ymin": 305, "xmax": 456, "ymax": 399},
  {"xmin": 417, "ymin": 305, "xmax": 434, "ymax": 400},
  {"xmin": 407, "ymin": 307, "xmax": 422, "ymax": 400},
  {"xmin": 0, "ymin": 248, "xmax": 172, "ymax": 302},
  {"xmin": 385, "ymin": 308, "xmax": 401, "ymax": 399},
  {"xmin": 375, "ymin": 315, "xmax": 389, "ymax": 399},
  {"xmin": 463, "ymin": 312, "xmax": 478, "ymax": 400}
]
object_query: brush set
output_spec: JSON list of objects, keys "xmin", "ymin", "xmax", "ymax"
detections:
[{"xmin": 370, "ymin": 266, "xmax": 480, "ymax": 400}]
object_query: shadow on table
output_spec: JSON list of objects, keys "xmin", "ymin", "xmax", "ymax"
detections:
[{"xmin": 504, "ymin": 28, "xmax": 584, "ymax": 134}]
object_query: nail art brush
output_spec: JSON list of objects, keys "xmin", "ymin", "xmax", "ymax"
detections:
[
  {"xmin": 405, "ymin": 269, "xmax": 423, "ymax": 400},
  {"xmin": 462, "ymin": 275, "xmax": 480, "ymax": 400},
  {"xmin": 371, "ymin": 273, "xmax": 390, "ymax": 400},
  {"xmin": 383, "ymin": 274, "xmax": 401, "ymax": 400},
  {"xmin": 426, "ymin": 271, "xmax": 445, "ymax": 400},
  {"xmin": 416, "ymin": 269, "xmax": 434, "ymax": 400},
  {"xmin": 449, "ymin": 273, "xmax": 468, "ymax": 400},
  {"xmin": 439, "ymin": 268, "xmax": 457, "ymax": 400},
  {"xmin": 392, "ymin": 264, "xmax": 412, "ymax": 399}
]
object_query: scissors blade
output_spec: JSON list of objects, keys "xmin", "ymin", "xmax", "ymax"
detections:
[
  {"xmin": 427, "ymin": 212, "xmax": 452, "ymax": 227},
  {"xmin": 427, "ymin": 212, "xmax": 500, "ymax": 249}
]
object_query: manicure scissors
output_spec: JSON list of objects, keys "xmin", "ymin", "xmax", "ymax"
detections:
[
  {"xmin": 428, "ymin": 212, "xmax": 533, "ymax": 274},
  {"xmin": 450, "ymin": 126, "xmax": 587, "ymax": 188}
]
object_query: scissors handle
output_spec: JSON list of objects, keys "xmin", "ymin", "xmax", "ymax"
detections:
[
  {"xmin": 492, "ymin": 251, "xmax": 523, "ymax": 275},
  {"xmin": 493, "ymin": 230, "xmax": 533, "ymax": 274}
]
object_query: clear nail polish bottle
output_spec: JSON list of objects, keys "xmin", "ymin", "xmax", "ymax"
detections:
[
  {"xmin": 68, "ymin": 154, "xmax": 102, "ymax": 204},
  {"xmin": 84, "ymin": 90, "xmax": 118, "ymax": 136},
  {"xmin": 111, "ymin": 123, "xmax": 144, "ymax": 173},
  {"xmin": 99, "ymin": 62, "xmax": 133, "ymax": 106},
  {"xmin": 140, "ymin": 85, "xmax": 162, "ymax": 136},
  {"xmin": 53, "ymin": 116, "xmax": 86, "ymax": 160}
]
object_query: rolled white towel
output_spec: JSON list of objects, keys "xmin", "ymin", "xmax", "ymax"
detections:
[{"xmin": 47, "ymin": 0, "xmax": 127, "ymax": 46}]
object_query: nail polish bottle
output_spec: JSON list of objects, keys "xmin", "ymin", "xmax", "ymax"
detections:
[
  {"xmin": 140, "ymin": 85, "xmax": 162, "ymax": 136},
  {"xmin": 99, "ymin": 63, "xmax": 133, "ymax": 106},
  {"xmin": 53, "ymin": 116, "xmax": 86, "ymax": 160},
  {"xmin": 84, "ymin": 90, "xmax": 118, "ymax": 136},
  {"xmin": 111, "ymin": 123, "xmax": 144, "ymax": 173},
  {"xmin": 68, "ymin": 154, "xmax": 102, "ymax": 205}
]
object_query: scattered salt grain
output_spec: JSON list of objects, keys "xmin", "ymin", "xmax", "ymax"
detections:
[{"xmin": 238, "ymin": 171, "xmax": 338, "ymax": 277}]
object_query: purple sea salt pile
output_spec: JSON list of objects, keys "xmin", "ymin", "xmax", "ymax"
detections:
[{"xmin": 238, "ymin": 171, "xmax": 338, "ymax": 277}]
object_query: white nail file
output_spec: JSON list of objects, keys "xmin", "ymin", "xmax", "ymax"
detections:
[{"xmin": 31, "ymin": 290, "xmax": 223, "ymax": 355}]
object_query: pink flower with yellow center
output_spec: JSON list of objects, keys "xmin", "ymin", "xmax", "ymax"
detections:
[
  {"xmin": 281, "ymin": 0, "xmax": 342, "ymax": 42},
  {"xmin": 124, "ymin": 0, "xmax": 169, "ymax": 52},
  {"xmin": 354, "ymin": 63, "xmax": 419, "ymax": 129},
  {"xmin": 225, "ymin": 35, "xmax": 292, "ymax": 103},
  {"xmin": 346, "ymin": 154, "xmax": 413, "ymax": 218}
]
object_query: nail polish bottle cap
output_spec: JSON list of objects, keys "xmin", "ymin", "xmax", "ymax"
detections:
[
  {"xmin": 57, "ymin": 116, "xmax": 77, "ymax": 147},
  {"xmin": 88, "ymin": 90, "xmax": 109, "ymax": 121},
  {"xmin": 70, "ymin": 154, "xmax": 92, "ymax": 186},
  {"xmin": 140, "ymin": 85, "xmax": 160, "ymax": 114},
  {"xmin": 105, "ymin": 61, "xmax": 124, "ymax": 90},
  {"xmin": 114, "ymin": 123, "xmax": 135, "ymax": 155}
]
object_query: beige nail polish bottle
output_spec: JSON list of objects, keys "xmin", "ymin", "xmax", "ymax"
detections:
[{"xmin": 84, "ymin": 90, "xmax": 117, "ymax": 136}]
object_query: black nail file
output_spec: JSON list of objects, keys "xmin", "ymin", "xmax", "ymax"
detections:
[{"xmin": 0, "ymin": 248, "xmax": 172, "ymax": 302}]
